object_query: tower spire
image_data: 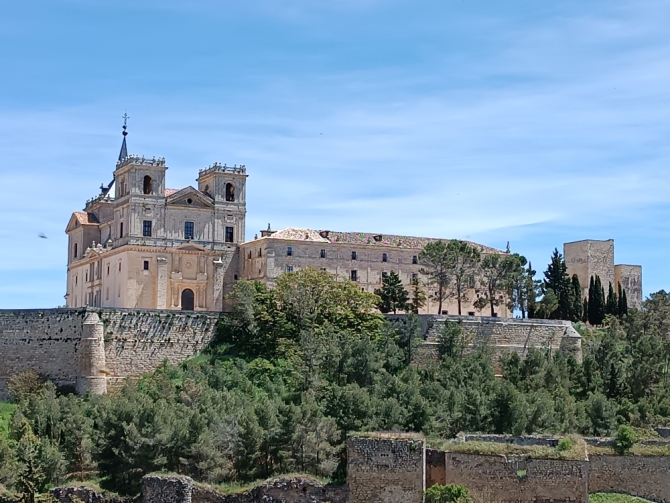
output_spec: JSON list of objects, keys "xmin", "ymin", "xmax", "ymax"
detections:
[{"xmin": 118, "ymin": 112, "xmax": 129, "ymax": 161}]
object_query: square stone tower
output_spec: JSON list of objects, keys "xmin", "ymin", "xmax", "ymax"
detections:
[{"xmin": 564, "ymin": 239, "xmax": 615, "ymax": 298}]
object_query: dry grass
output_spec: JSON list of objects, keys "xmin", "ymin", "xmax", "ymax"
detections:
[
  {"xmin": 588, "ymin": 443, "xmax": 670, "ymax": 456},
  {"xmin": 427, "ymin": 435, "xmax": 587, "ymax": 460}
]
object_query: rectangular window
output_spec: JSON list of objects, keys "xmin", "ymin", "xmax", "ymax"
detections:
[
  {"xmin": 142, "ymin": 220, "xmax": 152, "ymax": 237},
  {"xmin": 74, "ymin": 243, "xmax": 78, "ymax": 258},
  {"xmin": 382, "ymin": 253, "xmax": 388, "ymax": 262},
  {"xmin": 143, "ymin": 260, "xmax": 149, "ymax": 271},
  {"xmin": 382, "ymin": 271, "xmax": 388, "ymax": 279},
  {"xmin": 492, "ymin": 312, "xmax": 498, "ymax": 318},
  {"xmin": 351, "ymin": 251, "xmax": 357, "ymax": 260},
  {"xmin": 320, "ymin": 249, "xmax": 326, "ymax": 258},
  {"xmin": 351, "ymin": 270, "xmax": 358, "ymax": 281},
  {"xmin": 287, "ymin": 246, "xmax": 293, "ymax": 256},
  {"xmin": 120, "ymin": 222, "xmax": 124, "ymax": 237},
  {"xmin": 184, "ymin": 221, "xmax": 194, "ymax": 240},
  {"xmin": 225, "ymin": 226, "xmax": 234, "ymax": 243},
  {"xmin": 412, "ymin": 255, "xmax": 418, "ymax": 264},
  {"xmin": 411, "ymin": 273, "xmax": 418, "ymax": 282},
  {"xmin": 468, "ymin": 311, "xmax": 475, "ymax": 316},
  {"xmin": 286, "ymin": 265, "xmax": 293, "ymax": 273}
]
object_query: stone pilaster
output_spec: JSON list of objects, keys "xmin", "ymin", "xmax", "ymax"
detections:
[{"xmin": 156, "ymin": 256, "xmax": 168, "ymax": 309}]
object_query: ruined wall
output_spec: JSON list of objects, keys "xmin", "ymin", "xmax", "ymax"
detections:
[
  {"xmin": 589, "ymin": 455, "xmax": 670, "ymax": 503},
  {"xmin": 0, "ymin": 308, "xmax": 220, "ymax": 397},
  {"xmin": 142, "ymin": 475, "xmax": 194, "ymax": 503},
  {"xmin": 426, "ymin": 449, "xmax": 446, "ymax": 488},
  {"xmin": 410, "ymin": 315, "xmax": 582, "ymax": 367},
  {"xmin": 347, "ymin": 435, "xmax": 425, "ymax": 503},
  {"xmin": 443, "ymin": 452, "xmax": 589, "ymax": 503},
  {"xmin": 615, "ymin": 264, "xmax": 643, "ymax": 309}
]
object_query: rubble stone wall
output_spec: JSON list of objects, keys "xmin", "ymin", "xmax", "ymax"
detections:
[
  {"xmin": 409, "ymin": 315, "xmax": 582, "ymax": 367},
  {"xmin": 0, "ymin": 308, "xmax": 220, "ymax": 398},
  {"xmin": 589, "ymin": 455, "xmax": 670, "ymax": 503},
  {"xmin": 443, "ymin": 452, "xmax": 589, "ymax": 503},
  {"xmin": 347, "ymin": 435, "xmax": 425, "ymax": 503}
]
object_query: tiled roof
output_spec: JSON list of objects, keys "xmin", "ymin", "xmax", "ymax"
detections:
[
  {"xmin": 267, "ymin": 227, "xmax": 504, "ymax": 253},
  {"xmin": 73, "ymin": 211, "xmax": 99, "ymax": 225},
  {"xmin": 165, "ymin": 188, "xmax": 179, "ymax": 196}
]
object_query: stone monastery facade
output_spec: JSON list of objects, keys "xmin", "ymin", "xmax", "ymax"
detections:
[{"xmin": 65, "ymin": 128, "xmax": 641, "ymax": 315}]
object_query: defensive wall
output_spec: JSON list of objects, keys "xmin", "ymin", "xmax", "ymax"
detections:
[
  {"xmin": 0, "ymin": 308, "xmax": 219, "ymax": 398},
  {"xmin": 0, "ymin": 309, "xmax": 581, "ymax": 398},
  {"xmin": 48, "ymin": 437, "xmax": 670, "ymax": 503},
  {"xmin": 397, "ymin": 315, "xmax": 583, "ymax": 366}
]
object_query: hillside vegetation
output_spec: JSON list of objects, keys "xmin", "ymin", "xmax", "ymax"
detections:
[{"xmin": 1, "ymin": 268, "xmax": 670, "ymax": 498}]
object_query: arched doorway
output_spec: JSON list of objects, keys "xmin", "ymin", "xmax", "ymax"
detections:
[{"xmin": 181, "ymin": 288, "xmax": 195, "ymax": 311}]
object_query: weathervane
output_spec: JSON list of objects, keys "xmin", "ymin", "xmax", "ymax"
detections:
[{"xmin": 122, "ymin": 112, "xmax": 129, "ymax": 137}]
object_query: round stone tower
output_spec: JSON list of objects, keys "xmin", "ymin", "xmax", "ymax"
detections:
[{"xmin": 76, "ymin": 311, "xmax": 108, "ymax": 395}]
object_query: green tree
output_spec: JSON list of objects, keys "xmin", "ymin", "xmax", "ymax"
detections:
[
  {"xmin": 474, "ymin": 254, "xmax": 517, "ymax": 317},
  {"xmin": 614, "ymin": 424, "xmax": 637, "ymax": 454},
  {"xmin": 617, "ymin": 283, "xmax": 628, "ymax": 318},
  {"xmin": 542, "ymin": 249, "xmax": 574, "ymax": 320},
  {"xmin": 444, "ymin": 240, "xmax": 481, "ymax": 315},
  {"xmin": 588, "ymin": 275, "xmax": 606, "ymax": 326},
  {"xmin": 606, "ymin": 282, "xmax": 618, "ymax": 316},
  {"xmin": 419, "ymin": 240, "xmax": 453, "ymax": 314},
  {"xmin": 525, "ymin": 262, "xmax": 538, "ymax": 319},
  {"xmin": 13, "ymin": 420, "xmax": 44, "ymax": 503},
  {"xmin": 570, "ymin": 275, "xmax": 583, "ymax": 322},
  {"xmin": 425, "ymin": 484, "xmax": 472, "ymax": 503},
  {"xmin": 374, "ymin": 271, "xmax": 410, "ymax": 314},
  {"xmin": 506, "ymin": 254, "xmax": 534, "ymax": 318},
  {"xmin": 408, "ymin": 276, "xmax": 427, "ymax": 314}
]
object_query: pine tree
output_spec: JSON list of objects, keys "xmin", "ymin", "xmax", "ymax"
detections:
[
  {"xmin": 542, "ymin": 249, "xmax": 572, "ymax": 320},
  {"xmin": 374, "ymin": 271, "xmax": 409, "ymax": 314},
  {"xmin": 408, "ymin": 276, "xmax": 427, "ymax": 314}
]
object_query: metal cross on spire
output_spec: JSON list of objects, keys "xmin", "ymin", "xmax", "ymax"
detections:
[{"xmin": 118, "ymin": 112, "xmax": 129, "ymax": 161}]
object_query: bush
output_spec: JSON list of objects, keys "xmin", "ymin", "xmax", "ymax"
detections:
[
  {"xmin": 557, "ymin": 438, "xmax": 574, "ymax": 452},
  {"xmin": 614, "ymin": 425, "xmax": 637, "ymax": 455},
  {"xmin": 6, "ymin": 370, "xmax": 44, "ymax": 401},
  {"xmin": 425, "ymin": 484, "xmax": 472, "ymax": 503}
]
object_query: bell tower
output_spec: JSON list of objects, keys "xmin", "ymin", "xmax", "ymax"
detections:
[{"xmin": 197, "ymin": 163, "xmax": 247, "ymax": 244}]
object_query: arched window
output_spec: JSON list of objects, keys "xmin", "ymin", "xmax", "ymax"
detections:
[
  {"xmin": 225, "ymin": 183, "xmax": 235, "ymax": 202},
  {"xmin": 181, "ymin": 289, "xmax": 195, "ymax": 311},
  {"xmin": 143, "ymin": 175, "xmax": 152, "ymax": 195},
  {"xmin": 74, "ymin": 243, "xmax": 78, "ymax": 258}
]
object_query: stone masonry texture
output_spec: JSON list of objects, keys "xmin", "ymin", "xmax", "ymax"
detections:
[
  {"xmin": 441, "ymin": 452, "xmax": 589, "ymax": 503},
  {"xmin": 347, "ymin": 435, "xmax": 425, "ymax": 503},
  {"xmin": 589, "ymin": 455, "xmax": 670, "ymax": 503},
  {"xmin": 0, "ymin": 309, "xmax": 581, "ymax": 398}
]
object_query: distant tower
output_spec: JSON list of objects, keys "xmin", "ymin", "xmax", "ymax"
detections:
[{"xmin": 197, "ymin": 163, "xmax": 248, "ymax": 244}]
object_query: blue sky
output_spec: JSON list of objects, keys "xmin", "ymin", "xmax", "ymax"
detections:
[{"xmin": 1, "ymin": 0, "xmax": 669, "ymax": 308}]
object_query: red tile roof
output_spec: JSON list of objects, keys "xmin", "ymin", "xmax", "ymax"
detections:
[
  {"xmin": 165, "ymin": 188, "xmax": 179, "ymax": 196},
  {"xmin": 73, "ymin": 211, "xmax": 99, "ymax": 225}
]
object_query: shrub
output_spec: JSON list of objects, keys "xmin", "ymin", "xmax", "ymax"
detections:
[
  {"xmin": 614, "ymin": 425, "xmax": 637, "ymax": 455},
  {"xmin": 425, "ymin": 484, "xmax": 472, "ymax": 503},
  {"xmin": 557, "ymin": 438, "xmax": 574, "ymax": 452},
  {"xmin": 6, "ymin": 370, "xmax": 44, "ymax": 401}
]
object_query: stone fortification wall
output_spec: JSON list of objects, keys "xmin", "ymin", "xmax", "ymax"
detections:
[
  {"xmin": 442, "ymin": 452, "xmax": 589, "ymax": 503},
  {"xmin": 0, "ymin": 309, "xmax": 87, "ymax": 396},
  {"xmin": 565, "ymin": 240, "xmax": 615, "ymax": 299},
  {"xmin": 407, "ymin": 315, "xmax": 582, "ymax": 367},
  {"xmin": 589, "ymin": 455, "xmax": 670, "ymax": 503},
  {"xmin": 0, "ymin": 308, "xmax": 220, "ymax": 398},
  {"xmin": 347, "ymin": 434, "xmax": 425, "ymax": 503},
  {"xmin": 615, "ymin": 264, "xmax": 643, "ymax": 309},
  {"xmin": 100, "ymin": 309, "xmax": 218, "ymax": 388}
]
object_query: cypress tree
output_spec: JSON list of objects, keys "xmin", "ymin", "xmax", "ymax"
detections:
[
  {"xmin": 582, "ymin": 298, "xmax": 589, "ymax": 323},
  {"xmin": 588, "ymin": 276, "xmax": 596, "ymax": 325},
  {"xmin": 620, "ymin": 289, "xmax": 628, "ymax": 317},
  {"xmin": 617, "ymin": 283, "xmax": 626, "ymax": 318},
  {"xmin": 594, "ymin": 275, "xmax": 606, "ymax": 325},
  {"xmin": 606, "ymin": 282, "xmax": 618, "ymax": 316},
  {"xmin": 570, "ymin": 274, "xmax": 583, "ymax": 322}
]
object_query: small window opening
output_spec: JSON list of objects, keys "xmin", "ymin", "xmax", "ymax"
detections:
[
  {"xmin": 412, "ymin": 255, "xmax": 418, "ymax": 264},
  {"xmin": 85, "ymin": 271, "xmax": 88, "ymax": 282},
  {"xmin": 382, "ymin": 253, "xmax": 388, "ymax": 262},
  {"xmin": 411, "ymin": 273, "xmax": 418, "ymax": 281},
  {"xmin": 351, "ymin": 270, "xmax": 358, "ymax": 281},
  {"xmin": 120, "ymin": 222, "xmax": 124, "ymax": 237},
  {"xmin": 287, "ymin": 246, "xmax": 293, "ymax": 256},
  {"xmin": 286, "ymin": 265, "xmax": 294, "ymax": 273},
  {"xmin": 382, "ymin": 271, "xmax": 388, "ymax": 279},
  {"xmin": 74, "ymin": 243, "xmax": 78, "ymax": 258},
  {"xmin": 187, "ymin": 198, "xmax": 193, "ymax": 205},
  {"xmin": 320, "ymin": 249, "xmax": 326, "ymax": 258},
  {"xmin": 468, "ymin": 311, "xmax": 475, "ymax": 316},
  {"xmin": 142, "ymin": 220, "xmax": 152, "ymax": 237},
  {"xmin": 118, "ymin": 261, "xmax": 122, "ymax": 272},
  {"xmin": 492, "ymin": 312, "xmax": 498, "ymax": 317},
  {"xmin": 143, "ymin": 260, "xmax": 149, "ymax": 271},
  {"xmin": 351, "ymin": 251, "xmax": 357, "ymax": 260},
  {"xmin": 225, "ymin": 226, "xmax": 234, "ymax": 243},
  {"xmin": 107, "ymin": 264, "xmax": 110, "ymax": 276},
  {"xmin": 143, "ymin": 175, "xmax": 152, "ymax": 195},
  {"xmin": 226, "ymin": 183, "xmax": 235, "ymax": 202},
  {"xmin": 441, "ymin": 310, "xmax": 449, "ymax": 315},
  {"xmin": 75, "ymin": 275, "xmax": 78, "ymax": 286},
  {"xmin": 248, "ymin": 251, "xmax": 252, "ymax": 259}
]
